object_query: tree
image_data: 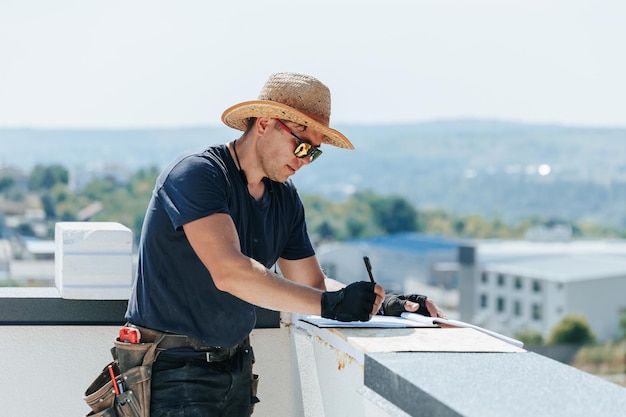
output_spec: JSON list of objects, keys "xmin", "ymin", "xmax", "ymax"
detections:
[
  {"xmin": 345, "ymin": 218, "xmax": 367, "ymax": 239},
  {"xmin": 39, "ymin": 193, "xmax": 57, "ymax": 220},
  {"xmin": 316, "ymin": 221, "xmax": 337, "ymax": 241},
  {"xmin": 548, "ymin": 315, "xmax": 596, "ymax": 345},
  {"xmin": 453, "ymin": 219, "xmax": 465, "ymax": 235},
  {"xmin": 28, "ymin": 164, "xmax": 69, "ymax": 190},
  {"xmin": 618, "ymin": 311, "xmax": 626, "ymax": 341},
  {"xmin": 369, "ymin": 195, "xmax": 419, "ymax": 234},
  {"xmin": 514, "ymin": 329, "xmax": 544, "ymax": 345},
  {"xmin": 0, "ymin": 176, "xmax": 15, "ymax": 193}
]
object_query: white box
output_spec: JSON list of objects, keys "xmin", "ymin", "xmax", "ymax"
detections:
[{"xmin": 55, "ymin": 222, "xmax": 133, "ymax": 299}]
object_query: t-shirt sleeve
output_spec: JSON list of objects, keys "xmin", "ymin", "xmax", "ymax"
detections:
[{"xmin": 156, "ymin": 155, "xmax": 230, "ymax": 230}]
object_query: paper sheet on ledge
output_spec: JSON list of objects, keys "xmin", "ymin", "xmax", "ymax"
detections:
[
  {"xmin": 299, "ymin": 315, "xmax": 438, "ymax": 328},
  {"xmin": 296, "ymin": 315, "xmax": 526, "ymax": 353}
]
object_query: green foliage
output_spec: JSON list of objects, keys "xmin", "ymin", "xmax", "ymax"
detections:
[
  {"xmin": 50, "ymin": 183, "xmax": 70, "ymax": 204},
  {"xmin": 302, "ymin": 193, "xmax": 378, "ymax": 241},
  {"xmin": 13, "ymin": 165, "xmax": 159, "ymax": 242},
  {"xmin": 573, "ymin": 341, "xmax": 626, "ymax": 375},
  {"xmin": 548, "ymin": 315, "xmax": 596, "ymax": 345},
  {"xmin": 316, "ymin": 221, "xmax": 337, "ymax": 241},
  {"xmin": 9, "ymin": 189, "xmax": 26, "ymax": 202},
  {"xmin": 28, "ymin": 164, "xmax": 68, "ymax": 190},
  {"xmin": 514, "ymin": 329, "xmax": 544, "ymax": 345},
  {"xmin": 0, "ymin": 176, "xmax": 15, "ymax": 193},
  {"xmin": 39, "ymin": 193, "xmax": 56, "ymax": 220},
  {"xmin": 302, "ymin": 192, "xmax": 419, "ymax": 241},
  {"xmin": 368, "ymin": 193, "xmax": 419, "ymax": 234},
  {"xmin": 16, "ymin": 222, "xmax": 36, "ymax": 237},
  {"xmin": 82, "ymin": 178, "xmax": 117, "ymax": 200},
  {"xmin": 303, "ymin": 195, "xmax": 565, "ymax": 241},
  {"xmin": 618, "ymin": 311, "xmax": 626, "ymax": 341},
  {"xmin": 87, "ymin": 167, "xmax": 159, "ymax": 243},
  {"xmin": 7, "ymin": 161, "xmax": 626, "ymax": 245},
  {"xmin": 340, "ymin": 193, "xmax": 379, "ymax": 238},
  {"xmin": 300, "ymin": 190, "xmax": 626, "ymax": 242}
]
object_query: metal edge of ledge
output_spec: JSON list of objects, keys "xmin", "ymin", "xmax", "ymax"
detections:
[
  {"xmin": 0, "ymin": 296, "xmax": 129, "ymax": 325},
  {"xmin": 291, "ymin": 315, "xmax": 366, "ymax": 364},
  {"xmin": 0, "ymin": 288, "xmax": 280, "ymax": 327}
]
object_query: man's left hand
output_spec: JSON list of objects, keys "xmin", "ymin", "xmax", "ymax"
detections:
[{"xmin": 380, "ymin": 293, "xmax": 446, "ymax": 318}]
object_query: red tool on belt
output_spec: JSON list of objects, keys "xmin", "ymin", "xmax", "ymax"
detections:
[{"xmin": 119, "ymin": 327, "xmax": 141, "ymax": 344}]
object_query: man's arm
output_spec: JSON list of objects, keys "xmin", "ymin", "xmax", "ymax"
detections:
[
  {"xmin": 183, "ymin": 213, "xmax": 325, "ymax": 315},
  {"xmin": 276, "ymin": 257, "xmax": 345, "ymax": 292},
  {"xmin": 275, "ymin": 248, "xmax": 445, "ymax": 318},
  {"xmin": 183, "ymin": 213, "xmax": 383, "ymax": 318}
]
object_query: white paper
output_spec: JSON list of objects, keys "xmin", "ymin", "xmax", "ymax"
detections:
[
  {"xmin": 401, "ymin": 313, "xmax": 524, "ymax": 348},
  {"xmin": 299, "ymin": 315, "xmax": 439, "ymax": 328}
]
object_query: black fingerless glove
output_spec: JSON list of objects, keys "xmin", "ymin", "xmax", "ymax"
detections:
[
  {"xmin": 321, "ymin": 281, "xmax": 376, "ymax": 322},
  {"xmin": 380, "ymin": 293, "xmax": 430, "ymax": 317}
]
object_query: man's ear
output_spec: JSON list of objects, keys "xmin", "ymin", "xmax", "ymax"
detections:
[{"xmin": 256, "ymin": 117, "xmax": 272, "ymax": 135}]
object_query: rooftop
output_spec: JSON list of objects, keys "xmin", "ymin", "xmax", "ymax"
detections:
[
  {"xmin": 485, "ymin": 254, "xmax": 626, "ymax": 282},
  {"xmin": 2, "ymin": 223, "xmax": 626, "ymax": 416},
  {"xmin": 346, "ymin": 233, "xmax": 460, "ymax": 253},
  {"xmin": 477, "ymin": 239, "xmax": 626, "ymax": 261}
]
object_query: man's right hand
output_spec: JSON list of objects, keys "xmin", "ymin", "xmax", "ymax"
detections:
[{"xmin": 320, "ymin": 281, "xmax": 377, "ymax": 322}]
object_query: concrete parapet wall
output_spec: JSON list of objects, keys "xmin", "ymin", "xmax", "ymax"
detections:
[
  {"xmin": 2, "ymin": 222, "xmax": 625, "ymax": 417},
  {"xmin": 0, "ymin": 324, "xmax": 293, "ymax": 417},
  {"xmin": 291, "ymin": 316, "xmax": 626, "ymax": 417}
]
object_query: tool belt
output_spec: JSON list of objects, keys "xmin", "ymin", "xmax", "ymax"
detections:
[
  {"xmin": 130, "ymin": 324, "xmax": 240, "ymax": 362},
  {"xmin": 83, "ymin": 330, "xmax": 165, "ymax": 417},
  {"xmin": 83, "ymin": 325, "xmax": 243, "ymax": 416}
]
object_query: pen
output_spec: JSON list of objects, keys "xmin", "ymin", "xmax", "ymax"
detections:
[
  {"xmin": 108, "ymin": 364, "xmax": 120, "ymax": 396},
  {"xmin": 363, "ymin": 256, "xmax": 376, "ymax": 284}
]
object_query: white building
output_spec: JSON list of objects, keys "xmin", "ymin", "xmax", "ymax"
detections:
[
  {"xmin": 463, "ymin": 240, "xmax": 626, "ymax": 342},
  {"xmin": 319, "ymin": 235, "xmax": 626, "ymax": 342},
  {"xmin": 0, "ymin": 239, "xmax": 11, "ymax": 280}
]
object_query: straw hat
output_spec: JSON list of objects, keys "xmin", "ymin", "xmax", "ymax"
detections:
[{"xmin": 221, "ymin": 72, "xmax": 354, "ymax": 149}]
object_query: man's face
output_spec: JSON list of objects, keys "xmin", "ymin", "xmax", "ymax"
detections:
[{"xmin": 259, "ymin": 119, "xmax": 324, "ymax": 183}]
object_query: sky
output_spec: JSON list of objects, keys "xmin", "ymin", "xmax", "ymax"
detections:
[{"xmin": 1, "ymin": 0, "xmax": 625, "ymax": 129}]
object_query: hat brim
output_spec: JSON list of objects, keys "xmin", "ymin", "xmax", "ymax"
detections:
[{"xmin": 221, "ymin": 100, "xmax": 354, "ymax": 150}]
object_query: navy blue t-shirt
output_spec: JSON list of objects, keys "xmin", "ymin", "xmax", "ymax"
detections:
[{"xmin": 125, "ymin": 144, "xmax": 315, "ymax": 347}]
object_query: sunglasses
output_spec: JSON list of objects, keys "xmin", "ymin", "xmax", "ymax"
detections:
[{"xmin": 274, "ymin": 119, "xmax": 323, "ymax": 162}]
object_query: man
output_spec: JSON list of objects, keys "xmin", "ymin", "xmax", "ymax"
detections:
[{"xmin": 125, "ymin": 72, "xmax": 444, "ymax": 416}]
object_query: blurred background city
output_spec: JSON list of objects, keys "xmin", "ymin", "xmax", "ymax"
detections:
[{"xmin": 1, "ymin": 0, "xmax": 625, "ymax": 386}]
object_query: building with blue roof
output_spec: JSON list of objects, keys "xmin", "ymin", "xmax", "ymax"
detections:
[
  {"xmin": 319, "ymin": 235, "xmax": 626, "ymax": 342},
  {"xmin": 316, "ymin": 233, "xmax": 461, "ymax": 295}
]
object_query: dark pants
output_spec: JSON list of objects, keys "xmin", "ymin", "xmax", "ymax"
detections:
[{"xmin": 150, "ymin": 344, "xmax": 258, "ymax": 417}]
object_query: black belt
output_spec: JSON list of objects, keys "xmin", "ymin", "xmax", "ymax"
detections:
[{"xmin": 127, "ymin": 324, "xmax": 240, "ymax": 362}]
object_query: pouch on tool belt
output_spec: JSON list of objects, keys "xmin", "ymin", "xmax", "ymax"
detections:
[{"xmin": 83, "ymin": 333, "xmax": 164, "ymax": 417}]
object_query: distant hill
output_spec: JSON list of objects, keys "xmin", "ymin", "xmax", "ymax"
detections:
[
  {"xmin": 0, "ymin": 126, "xmax": 229, "ymax": 171},
  {"xmin": 2, "ymin": 120, "xmax": 625, "ymax": 227},
  {"xmin": 295, "ymin": 120, "xmax": 626, "ymax": 227}
]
